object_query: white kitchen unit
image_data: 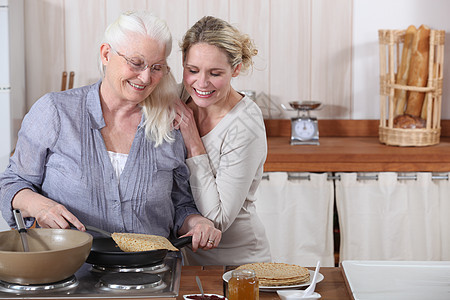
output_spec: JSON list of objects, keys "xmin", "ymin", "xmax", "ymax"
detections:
[
  {"xmin": 0, "ymin": 0, "xmax": 25, "ymax": 231},
  {"xmin": 336, "ymin": 172, "xmax": 450, "ymax": 262},
  {"xmin": 16, "ymin": 0, "xmax": 450, "ymax": 119},
  {"xmin": 0, "ymin": 0, "xmax": 25, "ymax": 170},
  {"xmin": 342, "ymin": 260, "xmax": 450, "ymax": 300},
  {"xmin": 23, "ymin": 0, "xmax": 353, "ymax": 120},
  {"xmin": 352, "ymin": 0, "xmax": 450, "ymax": 119},
  {"xmin": 24, "ymin": 0, "xmax": 105, "ymax": 105},
  {"xmin": 255, "ymin": 172, "xmax": 335, "ymax": 267}
]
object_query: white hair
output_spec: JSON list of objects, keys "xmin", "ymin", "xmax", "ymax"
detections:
[{"xmin": 100, "ymin": 11, "xmax": 176, "ymax": 146}]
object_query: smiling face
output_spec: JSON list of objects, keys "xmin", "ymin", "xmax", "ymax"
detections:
[
  {"xmin": 100, "ymin": 33, "xmax": 167, "ymax": 105},
  {"xmin": 183, "ymin": 43, "xmax": 241, "ymax": 108}
]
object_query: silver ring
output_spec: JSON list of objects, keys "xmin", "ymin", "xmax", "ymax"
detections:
[{"xmin": 207, "ymin": 239, "xmax": 214, "ymax": 245}]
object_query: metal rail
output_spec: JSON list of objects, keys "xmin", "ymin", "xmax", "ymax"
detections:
[{"xmin": 261, "ymin": 173, "xmax": 449, "ymax": 181}]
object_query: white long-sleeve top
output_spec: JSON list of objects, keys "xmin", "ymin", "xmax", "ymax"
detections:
[{"xmin": 183, "ymin": 95, "xmax": 272, "ymax": 265}]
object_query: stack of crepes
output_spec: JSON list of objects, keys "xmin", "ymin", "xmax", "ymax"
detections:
[
  {"xmin": 236, "ymin": 262, "xmax": 310, "ymax": 286},
  {"xmin": 111, "ymin": 232, "xmax": 178, "ymax": 252}
]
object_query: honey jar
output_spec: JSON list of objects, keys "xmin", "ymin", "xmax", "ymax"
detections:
[{"xmin": 227, "ymin": 269, "xmax": 259, "ymax": 300}]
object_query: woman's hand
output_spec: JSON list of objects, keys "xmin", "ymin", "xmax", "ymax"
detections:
[
  {"xmin": 173, "ymin": 99, "xmax": 207, "ymax": 158},
  {"xmin": 12, "ymin": 189, "xmax": 85, "ymax": 231},
  {"xmin": 179, "ymin": 214, "xmax": 222, "ymax": 252}
]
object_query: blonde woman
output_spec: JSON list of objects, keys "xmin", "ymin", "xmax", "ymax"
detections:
[
  {"xmin": 175, "ymin": 16, "xmax": 271, "ymax": 265},
  {"xmin": 0, "ymin": 11, "xmax": 221, "ymax": 251}
]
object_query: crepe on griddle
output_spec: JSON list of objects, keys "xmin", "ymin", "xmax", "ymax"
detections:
[
  {"xmin": 236, "ymin": 262, "xmax": 310, "ymax": 286},
  {"xmin": 111, "ymin": 232, "xmax": 178, "ymax": 252}
]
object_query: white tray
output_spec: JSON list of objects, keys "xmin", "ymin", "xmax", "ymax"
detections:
[{"xmin": 342, "ymin": 260, "xmax": 450, "ymax": 300}]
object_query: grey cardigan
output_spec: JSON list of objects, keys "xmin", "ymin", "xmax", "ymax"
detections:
[{"xmin": 0, "ymin": 80, "xmax": 199, "ymax": 237}]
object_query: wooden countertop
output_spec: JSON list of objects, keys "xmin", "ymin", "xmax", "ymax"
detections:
[
  {"xmin": 178, "ymin": 265, "xmax": 352, "ymax": 299},
  {"xmin": 263, "ymin": 119, "xmax": 450, "ymax": 172},
  {"xmin": 265, "ymin": 136, "xmax": 450, "ymax": 172},
  {"xmin": 14, "ymin": 266, "xmax": 351, "ymax": 300}
]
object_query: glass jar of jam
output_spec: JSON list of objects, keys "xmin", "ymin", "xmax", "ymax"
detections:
[{"xmin": 227, "ymin": 269, "xmax": 259, "ymax": 300}]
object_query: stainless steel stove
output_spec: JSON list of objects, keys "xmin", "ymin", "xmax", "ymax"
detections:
[{"xmin": 0, "ymin": 253, "xmax": 181, "ymax": 299}]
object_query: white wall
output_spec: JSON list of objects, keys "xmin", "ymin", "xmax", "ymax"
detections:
[
  {"xmin": 22, "ymin": 0, "xmax": 450, "ymax": 123},
  {"xmin": 0, "ymin": 0, "xmax": 25, "ymax": 171},
  {"xmin": 22, "ymin": 0, "xmax": 353, "ymax": 120},
  {"xmin": 352, "ymin": 0, "xmax": 450, "ymax": 119}
]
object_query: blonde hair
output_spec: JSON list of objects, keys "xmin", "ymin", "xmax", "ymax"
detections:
[
  {"xmin": 180, "ymin": 16, "xmax": 258, "ymax": 73},
  {"xmin": 100, "ymin": 11, "xmax": 176, "ymax": 146}
]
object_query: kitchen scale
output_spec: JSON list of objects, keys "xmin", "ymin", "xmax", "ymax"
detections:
[{"xmin": 282, "ymin": 101, "xmax": 321, "ymax": 145}]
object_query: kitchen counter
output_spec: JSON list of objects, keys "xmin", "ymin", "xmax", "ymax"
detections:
[
  {"xmin": 2, "ymin": 266, "xmax": 351, "ymax": 300},
  {"xmin": 264, "ymin": 119, "xmax": 450, "ymax": 172},
  {"xmin": 178, "ymin": 266, "xmax": 351, "ymax": 299}
]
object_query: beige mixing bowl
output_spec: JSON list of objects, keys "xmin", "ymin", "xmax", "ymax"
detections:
[{"xmin": 0, "ymin": 228, "xmax": 92, "ymax": 284}]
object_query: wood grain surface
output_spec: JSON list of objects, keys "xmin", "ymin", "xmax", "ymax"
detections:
[
  {"xmin": 263, "ymin": 119, "xmax": 450, "ymax": 172},
  {"xmin": 178, "ymin": 266, "xmax": 352, "ymax": 300}
]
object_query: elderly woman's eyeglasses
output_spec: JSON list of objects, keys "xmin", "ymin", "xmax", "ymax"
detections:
[{"xmin": 110, "ymin": 47, "xmax": 170, "ymax": 77}]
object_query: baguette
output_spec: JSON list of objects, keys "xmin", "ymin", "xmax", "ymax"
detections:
[
  {"xmin": 421, "ymin": 62, "xmax": 438, "ymax": 119},
  {"xmin": 405, "ymin": 24, "xmax": 430, "ymax": 117},
  {"xmin": 394, "ymin": 25, "xmax": 417, "ymax": 116}
]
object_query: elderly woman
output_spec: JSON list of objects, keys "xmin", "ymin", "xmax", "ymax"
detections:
[
  {"xmin": 175, "ymin": 16, "xmax": 271, "ymax": 265},
  {"xmin": 0, "ymin": 11, "xmax": 221, "ymax": 251}
]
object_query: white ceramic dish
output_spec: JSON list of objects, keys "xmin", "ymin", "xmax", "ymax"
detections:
[
  {"xmin": 222, "ymin": 270, "xmax": 324, "ymax": 292},
  {"xmin": 277, "ymin": 290, "xmax": 321, "ymax": 299},
  {"xmin": 183, "ymin": 294, "xmax": 226, "ymax": 300}
]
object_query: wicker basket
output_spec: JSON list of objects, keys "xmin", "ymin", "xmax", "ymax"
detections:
[{"xmin": 378, "ymin": 28, "xmax": 445, "ymax": 146}]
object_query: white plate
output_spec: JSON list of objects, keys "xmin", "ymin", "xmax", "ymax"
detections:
[
  {"xmin": 183, "ymin": 294, "xmax": 226, "ymax": 299},
  {"xmin": 222, "ymin": 270, "xmax": 324, "ymax": 292},
  {"xmin": 277, "ymin": 290, "xmax": 321, "ymax": 300}
]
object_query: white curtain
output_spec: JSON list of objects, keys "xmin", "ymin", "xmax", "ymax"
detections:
[
  {"xmin": 255, "ymin": 172, "xmax": 335, "ymax": 267},
  {"xmin": 336, "ymin": 172, "xmax": 450, "ymax": 262}
]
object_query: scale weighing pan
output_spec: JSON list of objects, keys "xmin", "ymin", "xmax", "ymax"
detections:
[{"xmin": 289, "ymin": 101, "xmax": 321, "ymax": 110}]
